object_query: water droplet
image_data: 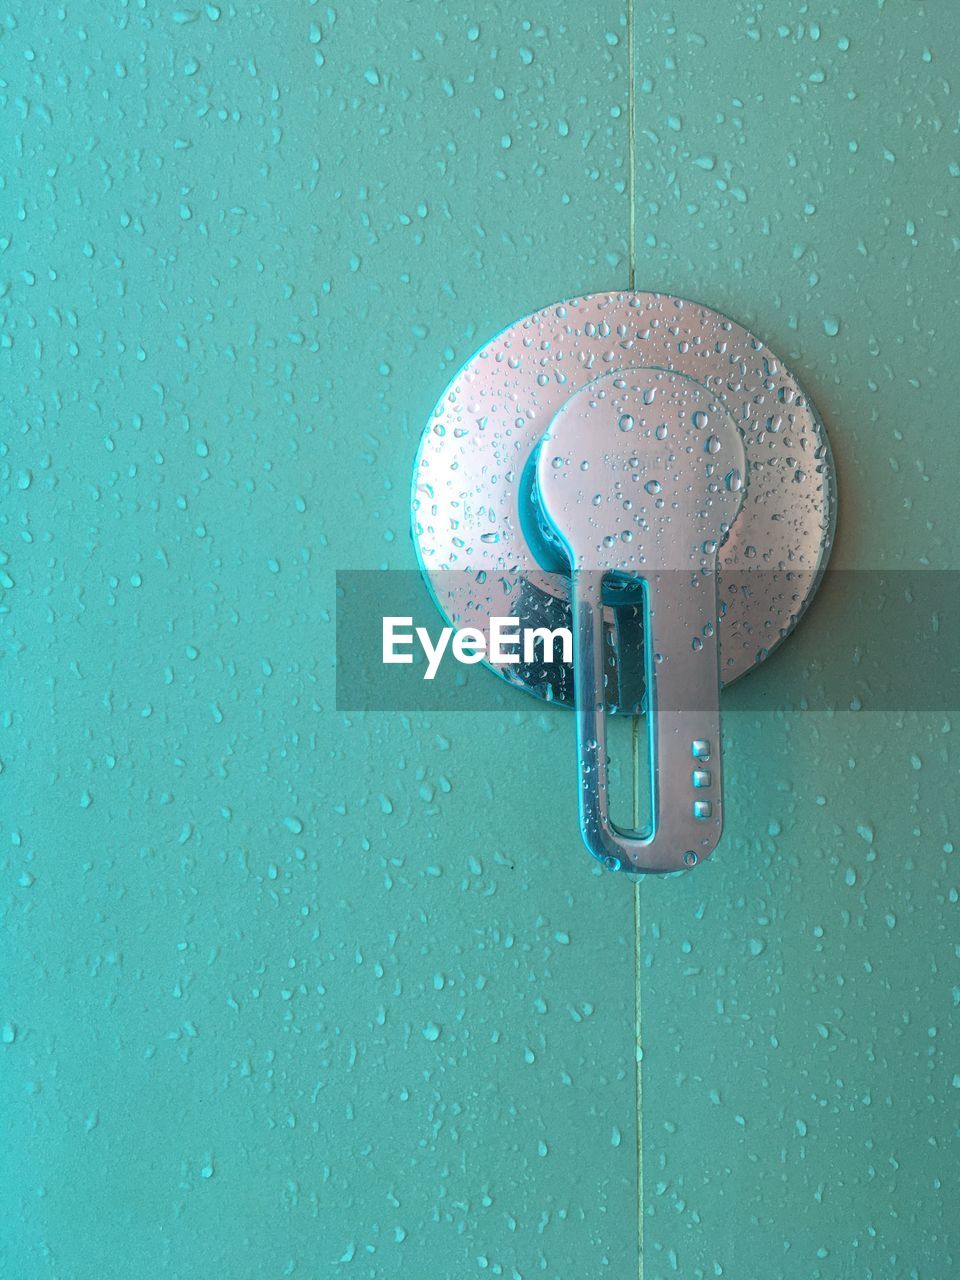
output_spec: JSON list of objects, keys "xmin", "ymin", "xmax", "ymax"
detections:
[{"xmin": 618, "ymin": 414, "xmax": 635, "ymax": 432}]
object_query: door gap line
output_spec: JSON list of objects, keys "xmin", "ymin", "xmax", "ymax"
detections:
[
  {"xmin": 628, "ymin": 1, "xmax": 643, "ymax": 1271},
  {"xmin": 627, "ymin": 0, "xmax": 637, "ymax": 291},
  {"xmin": 632, "ymin": 712, "xmax": 644, "ymax": 1280}
]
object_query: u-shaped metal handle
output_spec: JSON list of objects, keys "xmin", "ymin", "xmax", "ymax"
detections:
[{"xmin": 571, "ymin": 569, "xmax": 724, "ymax": 874}]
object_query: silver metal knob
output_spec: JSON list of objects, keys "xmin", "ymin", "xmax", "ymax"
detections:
[{"xmin": 412, "ymin": 292, "xmax": 836, "ymax": 873}]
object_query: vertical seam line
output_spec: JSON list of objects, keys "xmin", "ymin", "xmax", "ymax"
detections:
[
  {"xmin": 627, "ymin": 0, "xmax": 637, "ymax": 291},
  {"xmin": 634, "ymin": 882, "xmax": 644, "ymax": 1280},
  {"xmin": 628, "ymin": 4, "xmax": 642, "ymax": 1272}
]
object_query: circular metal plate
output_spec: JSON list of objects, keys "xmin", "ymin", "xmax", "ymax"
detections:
[{"xmin": 412, "ymin": 292, "xmax": 836, "ymax": 711}]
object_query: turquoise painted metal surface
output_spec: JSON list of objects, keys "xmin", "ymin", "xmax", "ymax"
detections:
[
  {"xmin": 2, "ymin": 3, "xmax": 956, "ymax": 1279},
  {"xmin": 2, "ymin": 6, "xmax": 636, "ymax": 1278},
  {"xmin": 634, "ymin": 6, "xmax": 958, "ymax": 1277}
]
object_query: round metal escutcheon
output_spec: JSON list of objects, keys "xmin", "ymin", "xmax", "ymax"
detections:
[{"xmin": 412, "ymin": 292, "xmax": 836, "ymax": 713}]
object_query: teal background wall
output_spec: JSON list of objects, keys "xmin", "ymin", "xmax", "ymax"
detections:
[{"xmin": 1, "ymin": 3, "xmax": 956, "ymax": 1279}]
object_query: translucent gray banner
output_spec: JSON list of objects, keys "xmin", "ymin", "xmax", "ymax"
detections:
[{"xmin": 335, "ymin": 570, "xmax": 959, "ymax": 713}]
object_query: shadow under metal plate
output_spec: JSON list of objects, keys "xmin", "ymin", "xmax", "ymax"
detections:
[{"xmin": 412, "ymin": 292, "xmax": 836, "ymax": 714}]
